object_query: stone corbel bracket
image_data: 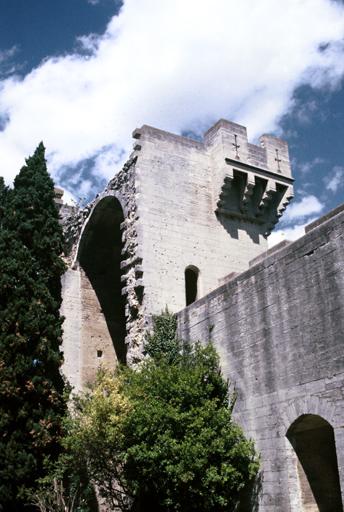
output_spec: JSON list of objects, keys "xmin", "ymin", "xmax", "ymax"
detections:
[
  {"xmin": 205, "ymin": 119, "xmax": 294, "ymax": 236},
  {"xmin": 216, "ymin": 158, "xmax": 294, "ymax": 236}
]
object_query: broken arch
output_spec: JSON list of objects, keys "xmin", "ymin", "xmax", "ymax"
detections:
[{"xmin": 78, "ymin": 196, "xmax": 127, "ymax": 364}]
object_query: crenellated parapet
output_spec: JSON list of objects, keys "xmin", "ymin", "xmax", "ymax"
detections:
[
  {"xmin": 205, "ymin": 119, "xmax": 294, "ymax": 236},
  {"xmin": 204, "ymin": 119, "xmax": 292, "ymax": 177}
]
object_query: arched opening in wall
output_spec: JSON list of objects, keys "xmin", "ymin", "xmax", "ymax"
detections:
[
  {"xmin": 185, "ymin": 266, "xmax": 200, "ymax": 306},
  {"xmin": 287, "ymin": 414, "xmax": 343, "ymax": 511},
  {"xmin": 78, "ymin": 196, "xmax": 127, "ymax": 364}
]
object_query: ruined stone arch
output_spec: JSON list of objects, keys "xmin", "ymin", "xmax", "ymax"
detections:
[
  {"xmin": 77, "ymin": 194, "xmax": 127, "ymax": 365},
  {"xmin": 75, "ymin": 190, "xmax": 128, "ymax": 267}
]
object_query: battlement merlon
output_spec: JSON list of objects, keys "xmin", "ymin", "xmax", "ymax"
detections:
[
  {"xmin": 203, "ymin": 119, "xmax": 292, "ymax": 179},
  {"xmin": 202, "ymin": 119, "xmax": 294, "ymax": 235}
]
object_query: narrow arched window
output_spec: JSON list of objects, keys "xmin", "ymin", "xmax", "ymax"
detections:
[{"xmin": 185, "ymin": 266, "xmax": 200, "ymax": 306}]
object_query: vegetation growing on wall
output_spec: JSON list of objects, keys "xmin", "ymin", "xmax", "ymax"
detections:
[
  {"xmin": 45, "ymin": 312, "xmax": 259, "ymax": 512},
  {"xmin": 0, "ymin": 145, "xmax": 67, "ymax": 511}
]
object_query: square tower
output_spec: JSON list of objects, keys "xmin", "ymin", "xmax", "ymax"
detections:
[{"xmin": 61, "ymin": 119, "xmax": 294, "ymax": 388}]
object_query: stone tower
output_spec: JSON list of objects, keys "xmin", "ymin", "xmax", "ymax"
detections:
[{"xmin": 61, "ymin": 119, "xmax": 294, "ymax": 390}]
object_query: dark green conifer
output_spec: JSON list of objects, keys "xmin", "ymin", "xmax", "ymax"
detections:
[
  {"xmin": 0, "ymin": 145, "xmax": 67, "ymax": 510},
  {"xmin": 6, "ymin": 143, "xmax": 65, "ymax": 301},
  {"xmin": 0, "ymin": 176, "xmax": 9, "ymax": 225}
]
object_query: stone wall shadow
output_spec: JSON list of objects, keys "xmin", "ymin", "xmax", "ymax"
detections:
[
  {"xmin": 79, "ymin": 197, "xmax": 127, "ymax": 364},
  {"xmin": 237, "ymin": 471, "xmax": 262, "ymax": 512},
  {"xmin": 217, "ymin": 213, "xmax": 261, "ymax": 244}
]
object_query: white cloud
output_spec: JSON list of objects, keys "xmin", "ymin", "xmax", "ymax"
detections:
[
  {"xmin": 1, "ymin": 0, "xmax": 344, "ymax": 197},
  {"xmin": 268, "ymin": 218, "xmax": 317, "ymax": 248},
  {"xmin": 282, "ymin": 195, "xmax": 324, "ymax": 223},
  {"xmin": 297, "ymin": 157, "xmax": 325, "ymax": 175},
  {"xmin": 61, "ymin": 188, "xmax": 77, "ymax": 205},
  {"xmin": 326, "ymin": 166, "xmax": 344, "ymax": 192}
]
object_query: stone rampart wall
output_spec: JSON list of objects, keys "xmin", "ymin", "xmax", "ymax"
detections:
[{"xmin": 178, "ymin": 206, "xmax": 344, "ymax": 511}]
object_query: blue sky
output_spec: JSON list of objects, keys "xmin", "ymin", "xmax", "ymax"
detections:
[{"xmin": 0, "ymin": 0, "xmax": 344, "ymax": 245}]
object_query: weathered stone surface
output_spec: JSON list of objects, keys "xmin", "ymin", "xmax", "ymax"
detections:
[
  {"xmin": 62, "ymin": 119, "xmax": 293, "ymax": 388},
  {"xmin": 61, "ymin": 154, "xmax": 145, "ymax": 386},
  {"xmin": 178, "ymin": 206, "xmax": 344, "ymax": 511}
]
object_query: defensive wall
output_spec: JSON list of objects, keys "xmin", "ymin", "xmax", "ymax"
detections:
[{"xmin": 178, "ymin": 204, "xmax": 344, "ymax": 511}]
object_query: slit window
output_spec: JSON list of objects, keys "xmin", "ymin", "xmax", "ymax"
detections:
[{"xmin": 185, "ymin": 266, "xmax": 199, "ymax": 306}]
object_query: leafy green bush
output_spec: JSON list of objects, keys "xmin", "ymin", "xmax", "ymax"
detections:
[{"xmin": 58, "ymin": 312, "xmax": 258, "ymax": 511}]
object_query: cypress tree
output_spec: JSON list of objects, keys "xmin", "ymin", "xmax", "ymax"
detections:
[
  {"xmin": 0, "ymin": 145, "xmax": 67, "ymax": 510},
  {"xmin": 5, "ymin": 143, "xmax": 65, "ymax": 301},
  {"xmin": 0, "ymin": 176, "xmax": 8, "ymax": 224}
]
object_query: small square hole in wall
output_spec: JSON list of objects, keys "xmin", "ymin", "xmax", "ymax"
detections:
[{"xmin": 97, "ymin": 350, "xmax": 103, "ymax": 358}]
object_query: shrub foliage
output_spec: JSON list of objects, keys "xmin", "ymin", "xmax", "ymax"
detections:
[{"xmin": 60, "ymin": 312, "xmax": 259, "ymax": 511}]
